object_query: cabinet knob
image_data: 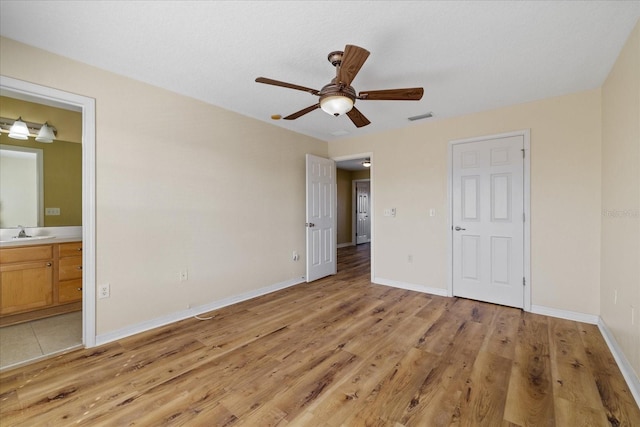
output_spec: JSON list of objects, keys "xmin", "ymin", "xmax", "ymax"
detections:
[
  {"xmin": 77, "ymin": 287, "xmax": 83, "ymax": 291},
  {"xmin": 77, "ymin": 266, "xmax": 83, "ymax": 270},
  {"xmin": 77, "ymin": 247, "xmax": 82, "ymax": 251},
  {"xmin": 46, "ymin": 262, "xmax": 52, "ymax": 267}
]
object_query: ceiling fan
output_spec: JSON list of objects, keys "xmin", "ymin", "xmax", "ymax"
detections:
[{"xmin": 255, "ymin": 44, "xmax": 424, "ymax": 128}]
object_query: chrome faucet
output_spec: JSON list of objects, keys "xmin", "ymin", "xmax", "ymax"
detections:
[{"xmin": 17, "ymin": 226, "xmax": 30, "ymax": 238}]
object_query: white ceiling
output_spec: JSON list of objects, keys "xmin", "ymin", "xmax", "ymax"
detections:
[{"xmin": 1, "ymin": 1, "xmax": 638, "ymax": 142}]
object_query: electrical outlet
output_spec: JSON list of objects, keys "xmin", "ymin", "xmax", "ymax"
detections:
[
  {"xmin": 98, "ymin": 283, "xmax": 110, "ymax": 299},
  {"xmin": 45, "ymin": 207, "xmax": 60, "ymax": 216},
  {"xmin": 179, "ymin": 270, "xmax": 188, "ymax": 282}
]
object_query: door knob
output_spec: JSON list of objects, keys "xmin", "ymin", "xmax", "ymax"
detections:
[
  {"xmin": 455, "ymin": 226, "xmax": 466, "ymax": 231},
  {"xmin": 305, "ymin": 223, "xmax": 315, "ymax": 227}
]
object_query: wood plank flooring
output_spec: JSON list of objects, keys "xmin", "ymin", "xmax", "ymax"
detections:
[{"xmin": 1, "ymin": 243, "xmax": 639, "ymax": 426}]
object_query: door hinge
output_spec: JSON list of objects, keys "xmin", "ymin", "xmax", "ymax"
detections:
[
  {"xmin": 523, "ymin": 277, "xmax": 526, "ymax": 287},
  {"xmin": 521, "ymin": 148, "xmax": 525, "ymax": 158}
]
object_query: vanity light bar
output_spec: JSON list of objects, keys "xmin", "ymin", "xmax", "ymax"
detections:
[{"xmin": 0, "ymin": 117, "xmax": 58, "ymax": 137}]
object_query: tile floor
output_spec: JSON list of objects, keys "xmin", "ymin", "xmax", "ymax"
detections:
[{"xmin": 0, "ymin": 311, "xmax": 82, "ymax": 370}]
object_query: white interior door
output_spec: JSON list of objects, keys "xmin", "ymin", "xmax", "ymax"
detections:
[
  {"xmin": 452, "ymin": 135, "xmax": 524, "ymax": 308},
  {"xmin": 306, "ymin": 154, "xmax": 337, "ymax": 282},
  {"xmin": 355, "ymin": 180, "xmax": 371, "ymax": 244}
]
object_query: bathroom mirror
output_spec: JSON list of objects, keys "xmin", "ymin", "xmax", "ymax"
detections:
[
  {"xmin": 0, "ymin": 144, "xmax": 44, "ymax": 227},
  {"xmin": 0, "ymin": 138, "xmax": 82, "ymax": 228}
]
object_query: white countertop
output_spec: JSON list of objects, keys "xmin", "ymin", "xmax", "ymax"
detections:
[
  {"xmin": 0, "ymin": 236, "xmax": 82, "ymax": 248},
  {"xmin": 0, "ymin": 226, "xmax": 82, "ymax": 248}
]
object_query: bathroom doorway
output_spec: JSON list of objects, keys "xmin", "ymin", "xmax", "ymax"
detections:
[{"xmin": 0, "ymin": 76, "xmax": 96, "ymax": 370}]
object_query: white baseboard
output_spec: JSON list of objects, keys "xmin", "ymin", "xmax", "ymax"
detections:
[
  {"xmin": 96, "ymin": 276, "xmax": 305, "ymax": 346},
  {"xmin": 530, "ymin": 304, "xmax": 599, "ymax": 324},
  {"xmin": 373, "ymin": 277, "xmax": 448, "ymax": 297},
  {"xmin": 597, "ymin": 318, "xmax": 640, "ymax": 407},
  {"xmin": 337, "ymin": 242, "xmax": 354, "ymax": 248}
]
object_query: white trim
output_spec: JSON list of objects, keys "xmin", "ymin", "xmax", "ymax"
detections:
[
  {"xmin": 95, "ymin": 276, "xmax": 305, "ymax": 346},
  {"xmin": 447, "ymin": 129, "xmax": 531, "ymax": 311},
  {"xmin": 530, "ymin": 304, "xmax": 599, "ymax": 324},
  {"xmin": 373, "ymin": 277, "xmax": 448, "ymax": 297},
  {"xmin": 597, "ymin": 318, "xmax": 640, "ymax": 407},
  {"xmin": 0, "ymin": 76, "xmax": 97, "ymax": 348}
]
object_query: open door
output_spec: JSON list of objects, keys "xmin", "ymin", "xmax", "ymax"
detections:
[{"xmin": 306, "ymin": 154, "xmax": 337, "ymax": 282}]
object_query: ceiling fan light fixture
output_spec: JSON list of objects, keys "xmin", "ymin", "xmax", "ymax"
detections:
[
  {"xmin": 362, "ymin": 159, "xmax": 371, "ymax": 168},
  {"xmin": 320, "ymin": 95, "xmax": 354, "ymax": 116},
  {"xmin": 8, "ymin": 117, "xmax": 30, "ymax": 140}
]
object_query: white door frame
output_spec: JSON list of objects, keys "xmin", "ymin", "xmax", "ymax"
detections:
[
  {"xmin": 333, "ymin": 152, "xmax": 374, "ymax": 277},
  {"xmin": 447, "ymin": 130, "xmax": 531, "ymax": 311},
  {"xmin": 1, "ymin": 75, "xmax": 97, "ymax": 347}
]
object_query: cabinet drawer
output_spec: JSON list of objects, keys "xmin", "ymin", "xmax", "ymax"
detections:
[
  {"xmin": 59, "ymin": 242, "xmax": 83, "ymax": 258},
  {"xmin": 59, "ymin": 256, "xmax": 83, "ymax": 281},
  {"xmin": 59, "ymin": 279, "xmax": 83, "ymax": 303},
  {"xmin": 0, "ymin": 245, "xmax": 53, "ymax": 264}
]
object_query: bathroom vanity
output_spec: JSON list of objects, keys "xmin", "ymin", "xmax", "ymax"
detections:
[{"xmin": 0, "ymin": 239, "xmax": 82, "ymax": 326}]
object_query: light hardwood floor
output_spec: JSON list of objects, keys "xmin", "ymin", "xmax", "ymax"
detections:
[{"xmin": 1, "ymin": 243, "xmax": 638, "ymax": 426}]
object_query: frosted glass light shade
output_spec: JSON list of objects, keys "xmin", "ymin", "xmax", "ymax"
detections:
[
  {"xmin": 320, "ymin": 95, "xmax": 354, "ymax": 116},
  {"xmin": 36, "ymin": 123, "xmax": 55, "ymax": 143},
  {"xmin": 8, "ymin": 117, "xmax": 29, "ymax": 140}
]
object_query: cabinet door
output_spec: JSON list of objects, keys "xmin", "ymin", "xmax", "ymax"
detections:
[{"xmin": 0, "ymin": 261, "xmax": 54, "ymax": 315}]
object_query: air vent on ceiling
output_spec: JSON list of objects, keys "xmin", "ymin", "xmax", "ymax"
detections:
[{"xmin": 408, "ymin": 112, "xmax": 433, "ymax": 121}]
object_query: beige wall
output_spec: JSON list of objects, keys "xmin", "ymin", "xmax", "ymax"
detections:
[
  {"xmin": 601, "ymin": 21, "xmax": 640, "ymax": 377},
  {"xmin": 0, "ymin": 37, "xmax": 327, "ymax": 334},
  {"xmin": 329, "ymin": 89, "xmax": 602, "ymax": 315}
]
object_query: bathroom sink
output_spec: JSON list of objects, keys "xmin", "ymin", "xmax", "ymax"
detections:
[{"xmin": 0, "ymin": 235, "xmax": 56, "ymax": 243}]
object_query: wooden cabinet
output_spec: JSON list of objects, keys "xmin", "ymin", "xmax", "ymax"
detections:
[
  {"xmin": 0, "ymin": 241, "xmax": 82, "ymax": 325},
  {"xmin": 57, "ymin": 242, "xmax": 83, "ymax": 303}
]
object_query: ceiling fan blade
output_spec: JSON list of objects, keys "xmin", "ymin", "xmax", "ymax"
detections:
[
  {"xmin": 358, "ymin": 87, "xmax": 424, "ymax": 101},
  {"xmin": 337, "ymin": 45, "xmax": 370, "ymax": 87},
  {"xmin": 283, "ymin": 103, "xmax": 320, "ymax": 120},
  {"xmin": 256, "ymin": 77, "xmax": 320, "ymax": 95},
  {"xmin": 346, "ymin": 106, "xmax": 371, "ymax": 128}
]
